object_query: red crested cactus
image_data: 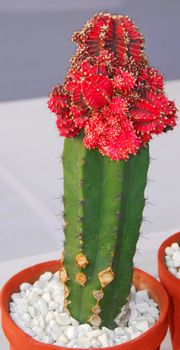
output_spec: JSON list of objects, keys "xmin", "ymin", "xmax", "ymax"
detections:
[
  {"xmin": 48, "ymin": 13, "xmax": 177, "ymax": 160},
  {"xmin": 48, "ymin": 13, "xmax": 177, "ymax": 328}
]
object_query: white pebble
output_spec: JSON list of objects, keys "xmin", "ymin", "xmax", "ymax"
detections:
[
  {"xmin": 171, "ymin": 243, "xmax": 179, "ymax": 251},
  {"xmin": 136, "ymin": 302, "xmax": 149, "ymax": 314},
  {"xmin": 173, "ymin": 251, "xmax": 180, "ymax": 268},
  {"xmin": 49, "ymin": 301, "xmax": 59, "ymax": 311},
  {"xmin": 90, "ymin": 338, "xmax": 101, "ymax": 347},
  {"xmin": 135, "ymin": 320, "xmax": 149, "ymax": 332},
  {"xmin": 49, "ymin": 321, "xmax": 62, "ymax": 341},
  {"xmin": 32, "ymin": 316, "xmax": 40, "ymax": 327},
  {"xmin": 128, "ymin": 309, "xmax": 139, "ymax": 324},
  {"xmin": 51, "ymin": 327, "xmax": 61, "ymax": 341},
  {"xmin": 147, "ymin": 306, "xmax": 159, "ymax": 320},
  {"xmin": 24, "ymin": 327, "xmax": 35, "ymax": 337},
  {"xmin": 32, "ymin": 326, "xmax": 45, "ymax": 340},
  {"xmin": 135, "ymin": 290, "xmax": 149, "ymax": 302},
  {"xmin": 146, "ymin": 314, "xmax": 155, "ymax": 324},
  {"xmin": 166, "ymin": 260, "xmax": 174, "ymax": 268},
  {"xmin": 10, "ymin": 270, "xmax": 160, "ymax": 348},
  {"xmin": 53, "ymin": 271, "xmax": 60, "ymax": 280},
  {"xmin": 45, "ymin": 311, "xmax": 54, "ymax": 322},
  {"xmin": 42, "ymin": 292, "xmax": 51, "ymax": 303},
  {"xmin": 9, "ymin": 302, "xmax": 17, "ymax": 313},
  {"xmin": 11, "ymin": 293, "xmax": 22, "ymax": 303},
  {"xmin": 176, "ymin": 271, "xmax": 180, "ymax": 279},
  {"xmin": 29, "ymin": 306, "xmax": 36, "ymax": 318},
  {"xmin": 87, "ymin": 329, "xmax": 102, "ymax": 338},
  {"xmin": 130, "ymin": 286, "xmax": 136, "ymax": 296},
  {"xmin": 57, "ymin": 334, "xmax": 69, "ymax": 345},
  {"xmin": 39, "ymin": 272, "xmax": 52, "ymax": 282},
  {"xmin": 98, "ymin": 333, "xmax": 109, "ymax": 347},
  {"xmin": 70, "ymin": 317, "xmax": 79, "ymax": 326},
  {"xmin": 130, "ymin": 330, "xmax": 141, "ymax": 340},
  {"xmin": 65, "ymin": 326, "xmax": 78, "ymax": 340},
  {"xmin": 168, "ymin": 267, "xmax": 177, "ymax": 276},
  {"xmin": 114, "ymin": 327, "xmax": 125, "ymax": 336},
  {"xmin": 165, "ymin": 255, "xmax": 171, "ymax": 261},
  {"xmin": 102, "ymin": 326, "xmax": 114, "ymax": 338},
  {"xmin": 165, "ymin": 247, "xmax": 173, "ymax": 256},
  {"xmin": 165, "ymin": 243, "xmax": 180, "ymax": 277},
  {"xmin": 34, "ymin": 299, "xmax": 48, "ymax": 316},
  {"xmin": 38, "ymin": 315, "xmax": 45, "ymax": 329},
  {"xmin": 120, "ymin": 334, "xmax": 130, "ymax": 343},
  {"xmin": 126, "ymin": 325, "xmax": 135, "ymax": 335},
  {"xmin": 20, "ymin": 282, "xmax": 32, "ymax": 292},
  {"xmin": 174, "ymin": 261, "xmax": 180, "ymax": 269},
  {"xmin": 130, "ymin": 301, "xmax": 137, "ymax": 309},
  {"xmin": 42, "ymin": 335, "xmax": 53, "ymax": 344},
  {"xmin": 76, "ymin": 337, "xmax": 91, "ymax": 348},
  {"xmin": 29, "ymin": 291, "xmax": 39, "ymax": 305},
  {"xmin": 78, "ymin": 323, "xmax": 92, "ymax": 335},
  {"xmin": 22, "ymin": 313, "xmax": 31, "ymax": 323},
  {"xmin": 15, "ymin": 299, "xmax": 29, "ymax": 313},
  {"xmin": 135, "ymin": 291, "xmax": 148, "ymax": 304},
  {"xmin": 66, "ymin": 339, "xmax": 76, "ymax": 347},
  {"xmin": 55, "ymin": 312, "xmax": 70, "ymax": 326},
  {"xmin": 11, "ymin": 312, "xmax": 22, "ymax": 322},
  {"xmin": 33, "ymin": 280, "xmax": 46, "ymax": 290}
]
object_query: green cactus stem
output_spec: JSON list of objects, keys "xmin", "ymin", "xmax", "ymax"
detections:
[{"xmin": 62, "ymin": 131, "xmax": 149, "ymax": 329}]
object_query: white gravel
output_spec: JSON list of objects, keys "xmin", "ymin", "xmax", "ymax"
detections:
[
  {"xmin": 165, "ymin": 242, "xmax": 180, "ymax": 278},
  {"xmin": 10, "ymin": 271, "xmax": 159, "ymax": 348}
]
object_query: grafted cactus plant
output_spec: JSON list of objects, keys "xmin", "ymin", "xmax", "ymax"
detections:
[{"xmin": 48, "ymin": 13, "xmax": 177, "ymax": 329}]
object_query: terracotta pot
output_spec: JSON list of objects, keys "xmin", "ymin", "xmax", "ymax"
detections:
[
  {"xmin": 158, "ymin": 231, "xmax": 180, "ymax": 350},
  {"xmin": 1, "ymin": 260, "xmax": 169, "ymax": 350}
]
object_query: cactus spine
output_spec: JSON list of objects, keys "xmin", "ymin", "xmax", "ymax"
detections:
[{"xmin": 62, "ymin": 132, "xmax": 149, "ymax": 329}]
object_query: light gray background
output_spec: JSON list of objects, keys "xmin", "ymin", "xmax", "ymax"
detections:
[
  {"xmin": 0, "ymin": 3, "xmax": 179, "ymax": 349},
  {"xmin": 0, "ymin": 0, "xmax": 180, "ymax": 102}
]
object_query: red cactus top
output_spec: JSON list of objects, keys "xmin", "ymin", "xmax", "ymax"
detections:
[{"xmin": 48, "ymin": 13, "xmax": 177, "ymax": 161}]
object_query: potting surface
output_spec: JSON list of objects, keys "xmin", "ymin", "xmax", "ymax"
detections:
[
  {"xmin": 1, "ymin": 79, "xmax": 180, "ymax": 349},
  {"xmin": 0, "ymin": 247, "xmax": 172, "ymax": 349}
]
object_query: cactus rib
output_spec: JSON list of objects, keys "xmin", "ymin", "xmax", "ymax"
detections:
[{"xmin": 62, "ymin": 132, "xmax": 149, "ymax": 327}]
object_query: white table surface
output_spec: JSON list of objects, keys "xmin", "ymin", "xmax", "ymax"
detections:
[{"xmin": 1, "ymin": 80, "xmax": 180, "ymax": 349}]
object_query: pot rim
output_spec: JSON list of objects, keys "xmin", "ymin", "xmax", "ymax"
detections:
[
  {"xmin": 158, "ymin": 231, "xmax": 180, "ymax": 287},
  {"xmin": 0, "ymin": 260, "xmax": 169, "ymax": 350}
]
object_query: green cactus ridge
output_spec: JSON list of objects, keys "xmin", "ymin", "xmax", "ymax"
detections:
[{"xmin": 62, "ymin": 132, "xmax": 149, "ymax": 329}]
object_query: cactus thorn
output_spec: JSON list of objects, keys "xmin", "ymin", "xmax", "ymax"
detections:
[
  {"xmin": 147, "ymin": 200, "xmax": 156, "ymax": 206},
  {"xmin": 77, "ymin": 216, "xmax": 83, "ymax": 223},
  {"xmin": 143, "ymin": 216, "xmax": 152, "ymax": 224},
  {"xmin": 147, "ymin": 178, "xmax": 155, "ymax": 183}
]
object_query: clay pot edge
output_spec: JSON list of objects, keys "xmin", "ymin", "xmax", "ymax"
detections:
[
  {"xmin": 0, "ymin": 260, "xmax": 169, "ymax": 350},
  {"xmin": 158, "ymin": 231, "xmax": 180, "ymax": 293}
]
